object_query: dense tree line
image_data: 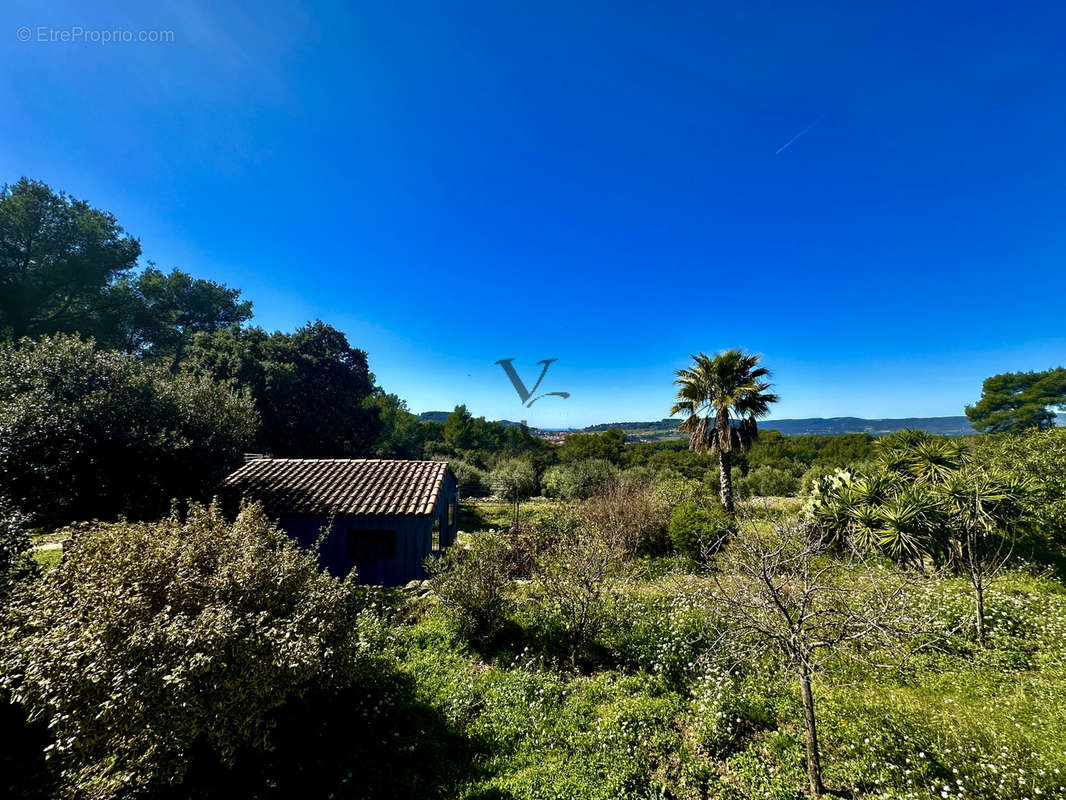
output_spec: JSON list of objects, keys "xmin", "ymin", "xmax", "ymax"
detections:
[
  {"xmin": 2, "ymin": 174, "xmax": 1063, "ymax": 523},
  {"xmin": 0, "ymin": 179, "xmax": 394, "ymax": 524}
]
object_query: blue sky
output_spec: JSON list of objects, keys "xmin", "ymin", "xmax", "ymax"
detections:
[{"xmin": 3, "ymin": 1, "xmax": 1064, "ymax": 428}]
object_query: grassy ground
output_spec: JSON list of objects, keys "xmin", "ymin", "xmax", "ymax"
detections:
[
  {"xmin": 28, "ymin": 531, "xmax": 68, "ymax": 570},
  {"xmin": 458, "ymin": 498, "xmax": 565, "ymax": 531},
  {"xmin": 396, "ymin": 556, "xmax": 1066, "ymax": 799}
]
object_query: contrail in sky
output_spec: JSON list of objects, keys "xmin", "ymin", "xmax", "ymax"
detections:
[{"xmin": 775, "ymin": 114, "xmax": 824, "ymax": 155}]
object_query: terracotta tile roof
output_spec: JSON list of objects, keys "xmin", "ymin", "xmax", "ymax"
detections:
[{"xmin": 222, "ymin": 459, "xmax": 450, "ymax": 517}]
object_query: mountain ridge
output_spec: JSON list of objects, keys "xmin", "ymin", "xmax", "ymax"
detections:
[
  {"xmin": 579, "ymin": 416, "xmax": 976, "ymax": 438},
  {"xmin": 417, "ymin": 413, "xmax": 981, "ymax": 437}
]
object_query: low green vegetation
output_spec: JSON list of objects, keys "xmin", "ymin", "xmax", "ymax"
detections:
[{"xmin": 398, "ymin": 553, "xmax": 1066, "ymax": 800}]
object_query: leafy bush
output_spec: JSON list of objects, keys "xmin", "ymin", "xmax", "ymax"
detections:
[
  {"xmin": 427, "ymin": 532, "xmax": 515, "ymax": 639},
  {"xmin": 488, "ymin": 458, "xmax": 537, "ymax": 502},
  {"xmin": 618, "ymin": 465, "xmax": 657, "ymax": 485},
  {"xmin": 974, "ymin": 428, "xmax": 1066, "ymax": 545},
  {"xmin": 652, "ymin": 474, "xmax": 705, "ymax": 509},
  {"xmin": 541, "ymin": 459, "xmax": 618, "ymax": 500},
  {"xmin": 669, "ymin": 501, "xmax": 734, "ymax": 560},
  {"xmin": 0, "ymin": 335, "xmax": 256, "ymax": 526},
  {"xmin": 450, "ymin": 458, "xmax": 490, "ymax": 497},
  {"xmin": 0, "ymin": 503, "xmax": 380, "ymax": 797},
  {"xmin": 734, "ymin": 465, "xmax": 800, "ymax": 497},
  {"xmin": 0, "ymin": 497, "xmax": 32, "ymax": 599}
]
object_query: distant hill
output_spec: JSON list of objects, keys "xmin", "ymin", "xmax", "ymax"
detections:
[
  {"xmin": 418, "ymin": 411, "xmax": 527, "ymax": 428},
  {"xmin": 762, "ymin": 416, "xmax": 975, "ymax": 437},
  {"xmin": 419, "ymin": 412, "xmax": 978, "ymax": 438},
  {"xmin": 582, "ymin": 416, "xmax": 977, "ymax": 438},
  {"xmin": 418, "ymin": 411, "xmax": 450, "ymax": 424}
]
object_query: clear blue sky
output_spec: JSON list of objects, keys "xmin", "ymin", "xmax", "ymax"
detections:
[{"xmin": 3, "ymin": 1, "xmax": 1064, "ymax": 428}]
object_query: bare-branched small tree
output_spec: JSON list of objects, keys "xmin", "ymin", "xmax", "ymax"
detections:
[
  {"xmin": 707, "ymin": 520, "xmax": 928, "ymax": 797},
  {"xmin": 531, "ymin": 520, "xmax": 625, "ymax": 667}
]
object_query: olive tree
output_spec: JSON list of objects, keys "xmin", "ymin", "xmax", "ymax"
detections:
[
  {"xmin": 0, "ymin": 503, "xmax": 381, "ymax": 797},
  {"xmin": 541, "ymin": 458, "xmax": 618, "ymax": 501},
  {"xmin": 488, "ymin": 457, "xmax": 537, "ymax": 526}
]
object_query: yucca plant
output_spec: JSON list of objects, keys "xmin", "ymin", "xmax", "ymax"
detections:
[
  {"xmin": 804, "ymin": 434, "xmax": 1034, "ymax": 644},
  {"xmin": 938, "ymin": 466, "xmax": 1030, "ymax": 642},
  {"xmin": 874, "ymin": 488, "xmax": 943, "ymax": 569},
  {"xmin": 877, "ymin": 431, "xmax": 966, "ymax": 485}
]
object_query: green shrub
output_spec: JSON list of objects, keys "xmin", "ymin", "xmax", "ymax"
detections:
[
  {"xmin": 734, "ymin": 465, "xmax": 800, "ymax": 497},
  {"xmin": 669, "ymin": 501, "xmax": 734, "ymax": 560},
  {"xmin": 427, "ymin": 531, "xmax": 515, "ymax": 639},
  {"xmin": 0, "ymin": 497, "xmax": 32, "ymax": 599},
  {"xmin": 975, "ymin": 428, "xmax": 1066, "ymax": 546},
  {"xmin": 0, "ymin": 503, "xmax": 380, "ymax": 797},
  {"xmin": 541, "ymin": 459, "xmax": 618, "ymax": 500},
  {"xmin": 450, "ymin": 458, "xmax": 490, "ymax": 497},
  {"xmin": 651, "ymin": 474, "xmax": 705, "ymax": 509},
  {"xmin": 487, "ymin": 457, "xmax": 537, "ymax": 501},
  {"xmin": 0, "ymin": 335, "xmax": 256, "ymax": 526},
  {"xmin": 618, "ymin": 465, "xmax": 657, "ymax": 485}
]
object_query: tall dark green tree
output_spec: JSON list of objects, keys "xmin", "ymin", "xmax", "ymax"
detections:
[
  {"xmin": 0, "ymin": 179, "xmax": 141, "ymax": 341},
  {"xmin": 558, "ymin": 429, "xmax": 626, "ymax": 465},
  {"xmin": 369, "ymin": 391, "xmax": 430, "ymax": 459},
  {"xmin": 109, "ymin": 265, "xmax": 253, "ymax": 368},
  {"xmin": 442, "ymin": 405, "xmax": 477, "ymax": 451},
  {"xmin": 966, "ymin": 367, "xmax": 1066, "ymax": 433},
  {"xmin": 671, "ymin": 349, "xmax": 778, "ymax": 513},
  {"xmin": 185, "ymin": 321, "xmax": 381, "ymax": 457}
]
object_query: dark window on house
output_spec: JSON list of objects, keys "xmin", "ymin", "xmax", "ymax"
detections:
[
  {"xmin": 431, "ymin": 516, "xmax": 441, "ymax": 552},
  {"xmin": 347, "ymin": 530, "xmax": 396, "ymax": 559},
  {"xmin": 448, "ymin": 498, "xmax": 456, "ymax": 528}
]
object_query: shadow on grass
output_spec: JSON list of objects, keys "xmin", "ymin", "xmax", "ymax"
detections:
[{"xmin": 166, "ymin": 666, "xmax": 484, "ymax": 800}]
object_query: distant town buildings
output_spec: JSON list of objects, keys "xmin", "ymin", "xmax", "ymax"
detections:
[{"xmin": 531, "ymin": 429, "xmax": 570, "ymax": 443}]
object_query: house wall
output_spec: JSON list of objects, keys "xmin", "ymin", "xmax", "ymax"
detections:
[{"xmin": 274, "ymin": 472, "xmax": 459, "ymax": 586}]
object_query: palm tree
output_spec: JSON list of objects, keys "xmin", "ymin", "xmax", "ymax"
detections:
[{"xmin": 671, "ymin": 350, "xmax": 778, "ymax": 514}]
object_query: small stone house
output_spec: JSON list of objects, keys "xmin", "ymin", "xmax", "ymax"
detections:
[{"xmin": 222, "ymin": 458, "xmax": 458, "ymax": 585}]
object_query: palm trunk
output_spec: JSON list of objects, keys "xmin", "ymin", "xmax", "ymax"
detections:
[
  {"xmin": 799, "ymin": 665, "xmax": 825, "ymax": 796},
  {"xmin": 718, "ymin": 449, "xmax": 734, "ymax": 514}
]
